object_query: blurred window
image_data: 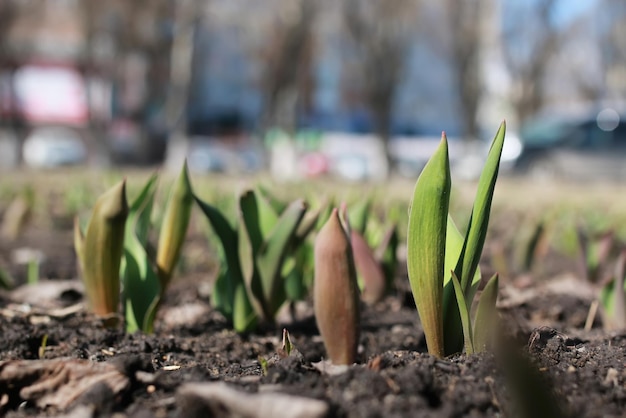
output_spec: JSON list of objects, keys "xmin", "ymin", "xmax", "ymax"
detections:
[
  {"xmin": 521, "ymin": 117, "xmax": 575, "ymax": 147},
  {"xmin": 611, "ymin": 122, "xmax": 626, "ymax": 148},
  {"xmin": 571, "ymin": 116, "xmax": 626, "ymax": 150}
]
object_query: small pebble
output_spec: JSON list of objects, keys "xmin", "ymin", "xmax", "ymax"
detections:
[{"xmin": 604, "ymin": 368, "xmax": 619, "ymax": 387}]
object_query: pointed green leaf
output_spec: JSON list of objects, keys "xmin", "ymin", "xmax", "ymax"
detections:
[
  {"xmin": 129, "ymin": 174, "xmax": 158, "ymax": 243},
  {"xmin": 254, "ymin": 188, "xmax": 279, "ymax": 238},
  {"xmin": 238, "ymin": 220, "xmax": 266, "ymax": 319},
  {"xmin": 239, "ymin": 190, "xmax": 264, "ymax": 255},
  {"xmin": 73, "ymin": 217, "xmax": 85, "ymax": 274},
  {"xmin": 122, "ymin": 176, "xmax": 161, "ymax": 333},
  {"xmin": 285, "ymin": 242, "xmax": 315, "ymax": 301},
  {"xmin": 237, "ymin": 191, "xmax": 266, "ymax": 318},
  {"xmin": 194, "ymin": 194, "xmax": 240, "ymax": 279},
  {"xmin": 281, "ymin": 203, "xmax": 318, "ymax": 303},
  {"xmin": 233, "ymin": 281, "xmax": 258, "ymax": 333},
  {"xmin": 375, "ymin": 223, "xmax": 398, "ymax": 292},
  {"xmin": 446, "ymin": 216, "xmax": 482, "ymax": 289},
  {"xmin": 257, "ymin": 184, "xmax": 288, "ymax": 213},
  {"xmin": 524, "ymin": 221, "xmax": 546, "ymax": 271},
  {"xmin": 612, "ymin": 252, "xmax": 626, "ymax": 327},
  {"xmin": 348, "ymin": 199, "xmax": 371, "ymax": 235},
  {"xmin": 237, "ymin": 191, "xmax": 264, "ymax": 316},
  {"xmin": 237, "ymin": 219, "xmax": 255, "ymax": 284},
  {"xmin": 601, "ymin": 251, "xmax": 626, "ymax": 330},
  {"xmin": 455, "ymin": 122, "xmax": 506, "ymax": 297},
  {"xmin": 450, "ymin": 271, "xmax": 474, "ymax": 355},
  {"xmin": 473, "ymin": 274, "xmax": 499, "ymax": 352},
  {"xmin": 0, "ymin": 266, "xmax": 14, "ymax": 290},
  {"xmin": 374, "ymin": 223, "xmax": 396, "ymax": 261},
  {"xmin": 442, "ymin": 215, "xmax": 481, "ymax": 355},
  {"xmin": 282, "ymin": 328, "xmax": 294, "ymax": 356},
  {"xmin": 123, "ymin": 242, "xmax": 160, "ymax": 333},
  {"xmin": 194, "ymin": 193, "xmax": 257, "ymax": 330},
  {"xmin": 600, "ymin": 280, "xmax": 615, "ymax": 318},
  {"xmin": 156, "ymin": 161, "xmax": 193, "ymax": 291},
  {"xmin": 294, "ymin": 206, "xmax": 320, "ymax": 244},
  {"xmin": 257, "ymin": 199, "xmax": 307, "ymax": 317},
  {"xmin": 444, "ymin": 215, "xmax": 464, "ymax": 286},
  {"xmin": 315, "ymin": 198, "xmax": 334, "ymax": 230},
  {"xmin": 78, "ymin": 180, "xmax": 128, "ymax": 317},
  {"xmin": 212, "ymin": 266, "xmax": 233, "ymax": 318},
  {"xmin": 119, "ymin": 173, "xmax": 158, "ymax": 280},
  {"xmin": 284, "ymin": 263, "xmax": 306, "ymax": 301},
  {"xmin": 407, "ymin": 134, "xmax": 450, "ymax": 359}
]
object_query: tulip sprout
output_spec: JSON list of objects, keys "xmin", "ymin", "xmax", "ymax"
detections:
[
  {"xmin": 123, "ymin": 163, "xmax": 194, "ymax": 333},
  {"xmin": 314, "ymin": 207, "xmax": 360, "ymax": 365},
  {"xmin": 74, "ymin": 180, "xmax": 128, "ymax": 318},
  {"xmin": 348, "ymin": 201, "xmax": 398, "ymax": 304},
  {"xmin": 407, "ymin": 122, "xmax": 505, "ymax": 357},
  {"xmin": 599, "ymin": 250, "xmax": 626, "ymax": 331},
  {"xmin": 74, "ymin": 164, "xmax": 193, "ymax": 333},
  {"xmin": 195, "ymin": 188, "xmax": 310, "ymax": 332},
  {"xmin": 156, "ymin": 162, "xmax": 194, "ymax": 290}
]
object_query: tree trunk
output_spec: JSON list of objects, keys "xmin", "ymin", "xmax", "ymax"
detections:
[{"xmin": 164, "ymin": 0, "xmax": 198, "ymax": 170}]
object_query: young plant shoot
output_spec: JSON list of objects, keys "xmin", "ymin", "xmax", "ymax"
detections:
[
  {"xmin": 348, "ymin": 199, "xmax": 398, "ymax": 304},
  {"xmin": 314, "ymin": 207, "xmax": 360, "ymax": 365},
  {"xmin": 239, "ymin": 190, "xmax": 307, "ymax": 322},
  {"xmin": 156, "ymin": 161, "xmax": 194, "ymax": 290},
  {"xmin": 407, "ymin": 122, "xmax": 505, "ymax": 357},
  {"xmin": 351, "ymin": 229, "xmax": 386, "ymax": 304},
  {"xmin": 195, "ymin": 192, "xmax": 257, "ymax": 333},
  {"xmin": 73, "ymin": 163, "xmax": 192, "ymax": 331},
  {"xmin": 123, "ymin": 163, "xmax": 194, "ymax": 333},
  {"xmin": 195, "ymin": 188, "xmax": 309, "ymax": 332},
  {"xmin": 74, "ymin": 180, "xmax": 128, "ymax": 317},
  {"xmin": 407, "ymin": 134, "xmax": 450, "ymax": 358},
  {"xmin": 122, "ymin": 174, "xmax": 160, "ymax": 333},
  {"xmin": 599, "ymin": 250, "xmax": 626, "ymax": 331}
]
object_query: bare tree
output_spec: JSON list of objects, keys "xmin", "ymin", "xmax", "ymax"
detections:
[
  {"xmin": 79, "ymin": 1, "xmax": 116, "ymax": 165},
  {"xmin": 163, "ymin": 0, "xmax": 203, "ymax": 169},
  {"xmin": 80, "ymin": 0, "xmax": 178, "ymax": 164},
  {"xmin": 342, "ymin": 0, "xmax": 416, "ymax": 170},
  {"xmin": 602, "ymin": 0, "xmax": 626, "ymax": 100},
  {"xmin": 509, "ymin": 0, "xmax": 625, "ymax": 111},
  {"xmin": 0, "ymin": 1, "xmax": 23, "ymax": 164},
  {"xmin": 0, "ymin": 1, "xmax": 18, "ymax": 65},
  {"xmin": 440, "ymin": 0, "xmax": 483, "ymax": 139},
  {"xmin": 561, "ymin": 18, "xmax": 610, "ymax": 103},
  {"xmin": 502, "ymin": 0, "xmax": 561, "ymax": 124},
  {"xmin": 257, "ymin": 0, "xmax": 317, "ymax": 135}
]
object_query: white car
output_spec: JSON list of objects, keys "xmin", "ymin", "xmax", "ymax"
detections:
[{"xmin": 22, "ymin": 127, "xmax": 87, "ymax": 168}]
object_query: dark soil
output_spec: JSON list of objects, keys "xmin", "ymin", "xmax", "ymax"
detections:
[{"xmin": 1, "ymin": 223, "xmax": 625, "ymax": 418}]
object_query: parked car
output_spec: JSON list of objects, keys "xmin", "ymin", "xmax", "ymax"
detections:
[
  {"xmin": 390, "ymin": 127, "xmax": 523, "ymax": 180},
  {"xmin": 186, "ymin": 136, "xmax": 265, "ymax": 174},
  {"xmin": 22, "ymin": 126, "xmax": 87, "ymax": 168},
  {"xmin": 108, "ymin": 118, "xmax": 168, "ymax": 165},
  {"xmin": 514, "ymin": 107, "xmax": 626, "ymax": 181}
]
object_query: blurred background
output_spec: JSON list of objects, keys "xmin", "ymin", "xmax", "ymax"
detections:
[{"xmin": 0, "ymin": 0, "xmax": 624, "ymax": 181}]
